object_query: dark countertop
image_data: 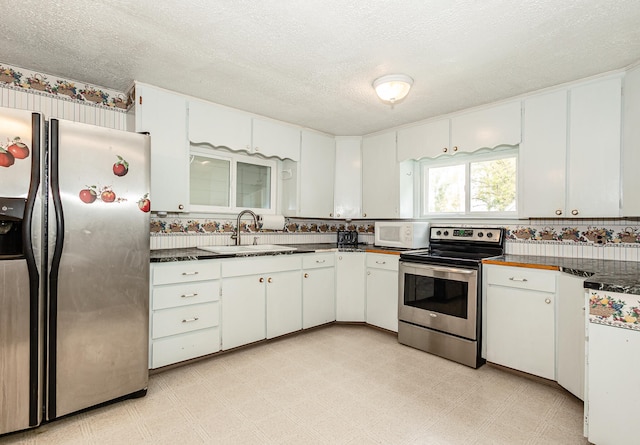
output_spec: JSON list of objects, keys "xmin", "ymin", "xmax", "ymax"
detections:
[
  {"xmin": 483, "ymin": 254, "xmax": 640, "ymax": 295},
  {"xmin": 150, "ymin": 243, "xmax": 403, "ymax": 263}
]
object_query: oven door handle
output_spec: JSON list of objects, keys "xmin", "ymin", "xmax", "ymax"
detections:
[{"xmin": 425, "ymin": 265, "xmax": 476, "ymax": 275}]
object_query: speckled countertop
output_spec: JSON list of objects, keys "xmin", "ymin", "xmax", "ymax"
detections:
[
  {"xmin": 150, "ymin": 243, "xmax": 404, "ymax": 263},
  {"xmin": 483, "ymin": 255, "xmax": 640, "ymax": 295}
]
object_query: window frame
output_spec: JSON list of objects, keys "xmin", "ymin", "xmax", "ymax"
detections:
[
  {"xmin": 419, "ymin": 147, "xmax": 519, "ymax": 218},
  {"xmin": 189, "ymin": 146, "xmax": 278, "ymax": 214}
]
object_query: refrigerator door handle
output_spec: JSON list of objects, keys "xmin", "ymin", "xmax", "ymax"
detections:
[
  {"xmin": 23, "ymin": 112, "xmax": 42, "ymax": 427},
  {"xmin": 47, "ymin": 118, "xmax": 64, "ymax": 419}
]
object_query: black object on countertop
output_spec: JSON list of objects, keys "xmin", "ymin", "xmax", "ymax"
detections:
[{"xmin": 337, "ymin": 230, "xmax": 358, "ymax": 248}]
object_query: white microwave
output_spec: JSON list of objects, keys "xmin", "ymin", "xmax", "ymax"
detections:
[{"xmin": 374, "ymin": 221, "xmax": 430, "ymax": 249}]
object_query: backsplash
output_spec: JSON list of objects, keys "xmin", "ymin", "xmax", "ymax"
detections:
[{"xmin": 150, "ymin": 216, "xmax": 640, "ymax": 261}]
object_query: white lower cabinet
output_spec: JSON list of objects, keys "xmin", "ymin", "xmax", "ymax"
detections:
[
  {"xmin": 149, "ymin": 260, "xmax": 221, "ymax": 369},
  {"xmin": 336, "ymin": 252, "xmax": 366, "ymax": 321},
  {"xmin": 586, "ymin": 303, "xmax": 640, "ymax": 445},
  {"xmin": 302, "ymin": 253, "xmax": 336, "ymax": 328},
  {"xmin": 221, "ymin": 255, "xmax": 302, "ymax": 350},
  {"xmin": 485, "ymin": 265, "xmax": 556, "ymax": 380},
  {"xmin": 365, "ymin": 253, "xmax": 399, "ymax": 332},
  {"xmin": 556, "ymin": 273, "xmax": 586, "ymax": 400}
]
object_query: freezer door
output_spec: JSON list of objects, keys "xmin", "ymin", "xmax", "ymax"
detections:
[
  {"xmin": 0, "ymin": 107, "xmax": 44, "ymax": 435},
  {"xmin": 48, "ymin": 119, "xmax": 150, "ymax": 419}
]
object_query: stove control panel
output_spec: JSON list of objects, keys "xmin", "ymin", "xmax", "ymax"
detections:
[{"xmin": 430, "ymin": 227, "xmax": 502, "ymax": 243}]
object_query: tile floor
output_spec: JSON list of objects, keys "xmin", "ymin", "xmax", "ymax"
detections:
[{"xmin": 1, "ymin": 325, "xmax": 589, "ymax": 444}]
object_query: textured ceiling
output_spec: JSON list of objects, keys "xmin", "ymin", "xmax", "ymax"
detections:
[{"xmin": 2, "ymin": 0, "xmax": 640, "ymax": 135}]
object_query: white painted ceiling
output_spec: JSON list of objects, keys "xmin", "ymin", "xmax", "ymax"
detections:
[{"xmin": 2, "ymin": 0, "xmax": 640, "ymax": 135}]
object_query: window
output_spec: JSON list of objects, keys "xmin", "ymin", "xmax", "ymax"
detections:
[
  {"xmin": 189, "ymin": 146, "xmax": 277, "ymax": 213},
  {"xmin": 421, "ymin": 148, "xmax": 517, "ymax": 216}
]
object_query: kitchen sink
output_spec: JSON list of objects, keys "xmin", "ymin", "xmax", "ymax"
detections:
[{"xmin": 198, "ymin": 244, "xmax": 297, "ymax": 254}]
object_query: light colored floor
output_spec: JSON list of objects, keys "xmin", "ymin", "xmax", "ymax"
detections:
[{"xmin": 2, "ymin": 325, "xmax": 589, "ymax": 445}]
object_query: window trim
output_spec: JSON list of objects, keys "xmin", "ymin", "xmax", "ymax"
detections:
[
  {"xmin": 189, "ymin": 146, "xmax": 277, "ymax": 214},
  {"xmin": 419, "ymin": 147, "xmax": 518, "ymax": 218}
]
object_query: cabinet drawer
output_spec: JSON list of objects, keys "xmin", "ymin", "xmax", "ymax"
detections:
[
  {"xmin": 151, "ymin": 327, "xmax": 220, "ymax": 368},
  {"xmin": 152, "ymin": 302, "xmax": 219, "ymax": 339},
  {"xmin": 152, "ymin": 260, "xmax": 220, "ymax": 285},
  {"xmin": 486, "ymin": 265, "xmax": 556, "ymax": 293},
  {"xmin": 366, "ymin": 253, "xmax": 399, "ymax": 271},
  {"xmin": 152, "ymin": 281, "xmax": 218, "ymax": 310},
  {"xmin": 302, "ymin": 253, "xmax": 336, "ymax": 269}
]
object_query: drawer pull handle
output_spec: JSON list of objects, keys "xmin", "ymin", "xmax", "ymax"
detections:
[
  {"xmin": 181, "ymin": 293, "xmax": 198, "ymax": 298},
  {"xmin": 182, "ymin": 317, "xmax": 199, "ymax": 323},
  {"xmin": 316, "ymin": 260, "xmax": 326, "ymax": 264},
  {"xmin": 267, "ymin": 277, "xmax": 273, "ymax": 283},
  {"xmin": 304, "ymin": 273, "xmax": 309, "ymax": 278},
  {"xmin": 544, "ymin": 298, "xmax": 551, "ymax": 304},
  {"xmin": 508, "ymin": 277, "xmax": 528, "ymax": 282},
  {"xmin": 375, "ymin": 261, "xmax": 386, "ymax": 265},
  {"xmin": 182, "ymin": 271, "xmax": 199, "ymax": 276}
]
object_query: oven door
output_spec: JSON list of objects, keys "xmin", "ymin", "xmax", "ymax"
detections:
[{"xmin": 399, "ymin": 261, "xmax": 478, "ymax": 340}]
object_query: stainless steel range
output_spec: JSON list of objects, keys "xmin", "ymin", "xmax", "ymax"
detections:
[{"xmin": 398, "ymin": 226, "xmax": 505, "ymax": 368}]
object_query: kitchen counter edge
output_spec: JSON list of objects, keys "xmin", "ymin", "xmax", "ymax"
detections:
[{"xmin": 150, "ymin": 244, "xmax": 402, "ymax": 263}]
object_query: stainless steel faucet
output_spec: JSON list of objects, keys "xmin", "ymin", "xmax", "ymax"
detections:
[{"xmin": 231, "ymin": 209, "xmax": 258, "ymax": 246}]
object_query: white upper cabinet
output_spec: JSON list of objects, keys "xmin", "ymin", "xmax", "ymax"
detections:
[
  {"xmin": 334, "ymin": 136, "xmax": 362, "ymax": 219},
  {"xmin": 284, "ymin": 130, "xmax": 335, "ymax": 218},
  {"xmin": 188, "ymin": 99, "xmax": 300, "ymax": 161},
  {"xmin": 188, "ymin": 100, "xmax": 251, "ymax": 150},
  {"xmin": 362, "ymin": 131, "xmax": 399, "ymax": 218},
  {"xmin": 521, "ymin": 76, "xmax": 622, "ymax": 218},
  {"xmin": 252, "ymin": 117, "xmax": 300, "ymax": 161},
  {"xmin": 622, "ymin": 66, "xmax": 640, "ymax": 216},
  {"xmin": 451, "ymin": 101, "xmax": 522, "ymax": 152},
  {"xmin": 134, "ymin": 82, "xmax": 189, "ymax": 213},
  {"xmin": 397, "ymin": 118, "xmax": 450, "ymax": 161},
  {"xmin": 567, "ymin": 77, "xmax": 621, "ymax": 218},
  {"xmin": 521, "ymin": 89, "xmax": 568, "ymax": 217}
]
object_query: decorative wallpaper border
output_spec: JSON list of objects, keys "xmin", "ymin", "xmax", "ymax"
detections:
[
  {"xmin": 589, "ymin": 291, "xmax": 640, "ymax": 331},
  {"xmin": 506, "ymin": 223, "xmax": 640, "ymax": 245},
  {"xmin": 0, "ymin": 62, "xmax": 131, "ymax": 111},
  {"xmin": 150, "ymin": 217, "xmax": 374, "ymax": 235}
]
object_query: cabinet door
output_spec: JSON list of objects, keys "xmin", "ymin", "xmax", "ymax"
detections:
[
  {"xmin": 556, "ymin": 274, "xmax": 586, "ymax": 400},
  {"xmin": 188, "ymin": 100, "xmax": 251, "ymax": 151},
  {"xmin": 266, "ymin": 270, "xmax": 302, "ymax": 339},
  {"xmin": 303, "ymin": 267, "xmax": 336, "ymax": 328},
  {"xmin": 486, "ymin": 285, "xmax": 555, "ymax": 379},
  {"xmin": 221, "ymin": 275, "xmax": 265, "ymax": 350},
  {"xmin": 622, "ymin": 67, "xmax": 640, "ymax": 216},
  {"xmin": 397, "ymin": 118, "xmax": 450, "ymax": 161},
  {"xmin": 252, "ymin": 118, "xmax": 300, "ymax": 161},
  {"xmin": 623, "ymin": 66, "xmax": 640, "ymax": 216},
  {"xmin": 451, "ymin": 101, "xmax": 521, "ymax": 152},
  {"xmin": 362, "ymin": 132, "xmax": 399, "ymax": 218},
  {"xmin": 336, "ymin": 252, "xmax": 366, "ymax": 322},
  {"xmin": 521, "ymin": 90, "xmax": 568, "ymax": 217},
  {"xmin": 587, "ymin": 323, "xmax": 640, "ymax": 445},
  {"xmin": 299, "ymin": 130, "xmax": 335, "ymax": 218},
  {"xmin": 135, "ymin": 83, "xmax": 189, "ymax": 212},
  {"xmin": 568, "ymin": 77, "xmax": 622, "ymax": 217},
  {"xmin": 334, "ymin": 136, "xmax": 362, "ymax": 219},
  {"xmin": 366, "ymin": 255, "xmax": 399, "ymax": 332}
]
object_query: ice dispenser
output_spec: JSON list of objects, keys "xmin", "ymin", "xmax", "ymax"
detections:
[{"xmin": 0, "ymin": 197, "xmax": 26, "ymax": 256}]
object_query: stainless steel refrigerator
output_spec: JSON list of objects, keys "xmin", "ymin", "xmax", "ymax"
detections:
[{"xmin": 0, "ymin": 107, "xmax": 150, "ymax": 435}]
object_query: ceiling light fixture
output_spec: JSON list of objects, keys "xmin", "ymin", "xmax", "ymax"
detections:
[{"xmin": 373, "ymin": 74, "xmax": 413, "ymax": 104}]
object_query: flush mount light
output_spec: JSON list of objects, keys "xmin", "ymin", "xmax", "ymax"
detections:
[{"xmin": 373, "ymin": 74, "xmax": 413, "ymax": 104}]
